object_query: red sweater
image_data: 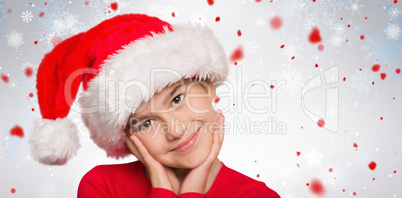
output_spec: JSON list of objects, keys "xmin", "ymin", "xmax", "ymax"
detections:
[{"xmin": 78, "ymin": 161, "xmax": 280, "ymax": 198}]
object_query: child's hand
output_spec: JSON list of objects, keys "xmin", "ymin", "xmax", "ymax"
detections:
[
  {"xmin": 179, "ymin": 109, "xmax": 225, "ymax": 195},
  {"xmin": 129, "ymin": 135, "xmax": 181, "ymax": 195}
]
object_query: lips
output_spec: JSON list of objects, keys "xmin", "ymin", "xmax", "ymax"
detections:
[{"xmin": 171, "ymin": 127, "xmax": 201, "ymax": 152}]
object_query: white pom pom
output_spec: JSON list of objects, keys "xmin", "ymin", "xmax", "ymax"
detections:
[{"xmin": 29, "ymin": 117, "xmax": 81, "ymax": 165}]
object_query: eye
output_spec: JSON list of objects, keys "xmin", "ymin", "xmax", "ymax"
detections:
[
  {"xmin": 171, "ymin": 93, "xmax": 185, "ymax": 107},
  {"xmin": 138, "ymin": 120, "xmax": 155, "ymax": 131}
]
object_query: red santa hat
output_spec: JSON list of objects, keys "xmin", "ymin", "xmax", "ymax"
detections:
[{"xmin": 28, "ymin": 13, "xmax": 229, "ymax": 165}]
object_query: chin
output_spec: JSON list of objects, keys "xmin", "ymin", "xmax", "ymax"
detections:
[{"xmin": 183, "ymin": 149, "xmax": 210, "ymax": 168}]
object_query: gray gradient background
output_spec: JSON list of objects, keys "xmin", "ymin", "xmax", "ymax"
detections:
[{"xmin": 1, "ymin": 0, "xmax": 401, "ymax": 197}]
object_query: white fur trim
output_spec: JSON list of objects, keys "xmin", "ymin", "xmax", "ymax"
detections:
[
  {"xmin": 28, "ymin": 117, "xmax": 81, "ymax": 165},
  {"xmin": 79, "ymin": 22, "xmax": 228, "ymax": 158}
]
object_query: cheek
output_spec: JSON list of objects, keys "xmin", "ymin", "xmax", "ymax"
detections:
[{"xmin": 140, "ymin": 135, "xmax": 166, "ymax": 157}]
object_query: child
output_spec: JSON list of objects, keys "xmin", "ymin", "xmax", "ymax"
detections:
[{"xmin": 28, "ymin": 14, "xmax": 280, "ymax": 197}]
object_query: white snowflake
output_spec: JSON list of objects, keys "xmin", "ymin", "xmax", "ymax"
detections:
[
  {"xmin": 388, "ymin": 5, "xmax": 401, "ymax": 21},
  {"xmin": 267, "ymin": 156, "xmax": 301, "ymax": 191},
  {"xmin": 6, "ymin": 30, "xmax": 24, "ymax": 49},
  {"xmin": 278, "ymin": 35, "xmax": 304, "ymax": 62},
  {"xmin": 305, "ymin": 148, "xmax": 323, "ymax": 166},
  {"xmin": 22, "ymin": 62, "xmax": 35, "ymax": 70},
  {"xmin": 317, "ymin": 166, "xmax": 338, "ymax": 185},
  {"xmin": 53, "ymin": 18, "xmax": 66, "ymax": 33},
  {"xmin": 329, "ymin": 33, "xmax": 344, "ymax": 47},
  {"xmin": 64, "ymin": 14, "xmax": 78, "ymax": 29},
  {"xmin": 276, "ymin": 65, "xmax": 304, "ymax": 95},
  {"xmin": 317, "ymin": 165, "xmax": 351, "ymax": 191},
  {"xmin": 351, "ymin": 69, "xmax": 374, "ymax": 93},
  {"xmin": 147, "ymin": 3, "xmax": 177, "ymax": 23},
  {"xmin": 331, "ymin": 22, "xmax": 346, "ymax": 35},
  {"xmin": 46, "ymin": 32, "xmax": 56, "ymax": 46},
  {"xmin": 346, "ymin": 0, "xmax": 364, "ymax": 16},
  {"xmin": 89, "ymin": 0, "xmax": 130, "ymax": 26},
  {"xmin": 37, "ymin": 181, "xmax": 57, "ymax": 198},
  {"xmin": 0, "ymin": 0, "xmax": 7, "ymax": 29},
  {"xmin": 293, "ymin": 0, "xmax": 348, "ymax": 30},
  {"xmin": 21, "ymin": 10, "xmax": 33, "ymax": 23},
  {"xmin": 254, "ymin": 17, "xmax": 266, "ymax": 27},
  {"xmin": 384, "ymin": 23, "xmax": 401, "ymax": 40},
  {"xmin": 189, "ymin": 12, "xmax": 207, "ymax": 26},
  {"xmin": 9, "ymin": 80, "xmax": 17, "ymax": 90},
  {"xmin": 243, "ymin": 41, "xmax": 261, "ymax": 54}
]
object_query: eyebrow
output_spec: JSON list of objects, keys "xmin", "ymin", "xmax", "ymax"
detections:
[{"xmin": 130, "ymin": 83, "xmax": 185, "ymax": 124}]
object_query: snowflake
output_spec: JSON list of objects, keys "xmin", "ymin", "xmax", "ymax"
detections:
[
  {"xmin": 346, "ymin": 0, "xmax": 364, "ymax": 16},
  {"xmin": 305, "ymin": 148, "xmax": 323, "ymax": 166},
  {"xmin": 317, "ymin": 165, "xmax": 351, "ymax": 191},
  {"xmin": 21, "ymin": 10, "xmax": 33, "ymax": 23},
  {"xmin": 0, "ymin": 0, "xmax": 6, "ymax": 34},
  {"xmin": 331, "ymin": 22, "xmax": 346, "ymax": 35},
  {"xmin": 147, "ymin": 3, "xmax": 177, "ymax": 23},
  {"xmin": 276, "ymin": 65, "xmax": 304, "ymax": 95},
  {"xmin": 189, "ymin": 13, "xmax": 207, "ymax": 26},
  {"xmin": 37, "ymin": 181, "xmax": 57, "ymax": 198},
  {"xmin": 22, "ymin": 62, "xmax": 34, "ymax": 70},
  {"xmin": 64, "ymin": 14, "xmax": 78, "ymax": 29},
  {"xmin": 36, "ymin": 0, "xmax": 87, "ymax": 50},
  {"xmin": 384, "ymin": 23, "xmax": 401, "ymax": 40},
  {"xmin": 293, "ymin": 0, "xmax": 349, "ymax": 29},
  {"xmin": 8, "ymin": 80, "xmax": 17, "ymax": 90},
  {"xmin": 317, "ymin": 166, "xmax": 338, "ymax": 185},
  {"xmin": 388, "ymin": 5, "xmax": 401, "ymax": 21},
  {"xmin": 52, "ymin": 18, "xmax": 66, "ymax": 33},
  {"xmin": 89, "ymin": 0, "xmax": 130, "ymax": 26},
  {"xmin": 329, "ymin": 33, "xmax": 344, "ymax": 47},
  {"xmin": 267, "ymin": 156, "xmax": 301, "ymax": 191},
  {"xmin": 278, "ymin": 34, "xmax": 304, "ymax": 62},
  {"xmin": 46, "ymin": 32, "xmax": 56, "ymax": 46},
  {"xmin": 243, "ymin": 41, "xmax": 261, "ymax": 54},
  {"xmin": 350, "ymin": 69, "xmax": 374, "ymax": 93},
  {"xmin": 254, "ymin": 17, "xmax": 266, "ymax": 27},
  {"xmin": 6, "ymin": 30, "xmax": 24, "ymax": 49},
  {"xmin": 361, "ymin": 32, "xmax": 402, "ymax": 65}
]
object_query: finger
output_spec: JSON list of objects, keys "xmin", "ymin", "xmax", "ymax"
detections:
[
  {"xmin": 130, "ymin": 135, "xmax": 157, "ymax": 165},
  {"xmin": 207, "ymin": 132, "xmax": 221, "ymax": 163},
  {"xmin": 219, "ymin": 114, "xmax": 225, "ymax": 145},
  {"xmin": 125, "ymin": 136, "xmax": 146, "ymax": 164}
]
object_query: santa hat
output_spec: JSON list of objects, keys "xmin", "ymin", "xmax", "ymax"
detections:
[{"xmin": 28, "ymin": 14, "xmax": 229, "ymax": 165}]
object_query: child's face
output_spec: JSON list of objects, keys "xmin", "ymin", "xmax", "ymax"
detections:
[{"xmin": 124, "ymin": 78, "xmax": 220, "ymax": 169}]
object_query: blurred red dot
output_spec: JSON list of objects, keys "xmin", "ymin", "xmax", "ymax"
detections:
[
  {"xmin": 318, "ymin": 44, "xmax": 324, "ymax": 51},
  {"xmin": 110, "ymin": 2, "xmax": 118, "ymax": 11},
  {"xmin": 317, "ymin": 119, "xmax": 325, "ymax": 127},
  {"xmin": 270, "ymin": 16, "xmax": 283, "ymax": 30}
]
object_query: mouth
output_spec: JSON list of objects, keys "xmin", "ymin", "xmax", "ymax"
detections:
[{"xmin": 171, "ymin": 126, "xmax": 201, "ymax": 153}]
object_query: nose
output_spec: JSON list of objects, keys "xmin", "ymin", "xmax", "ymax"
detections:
[{"xmin": 165, "ymin": 116, "xmax": 187, "ymax": 141}]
